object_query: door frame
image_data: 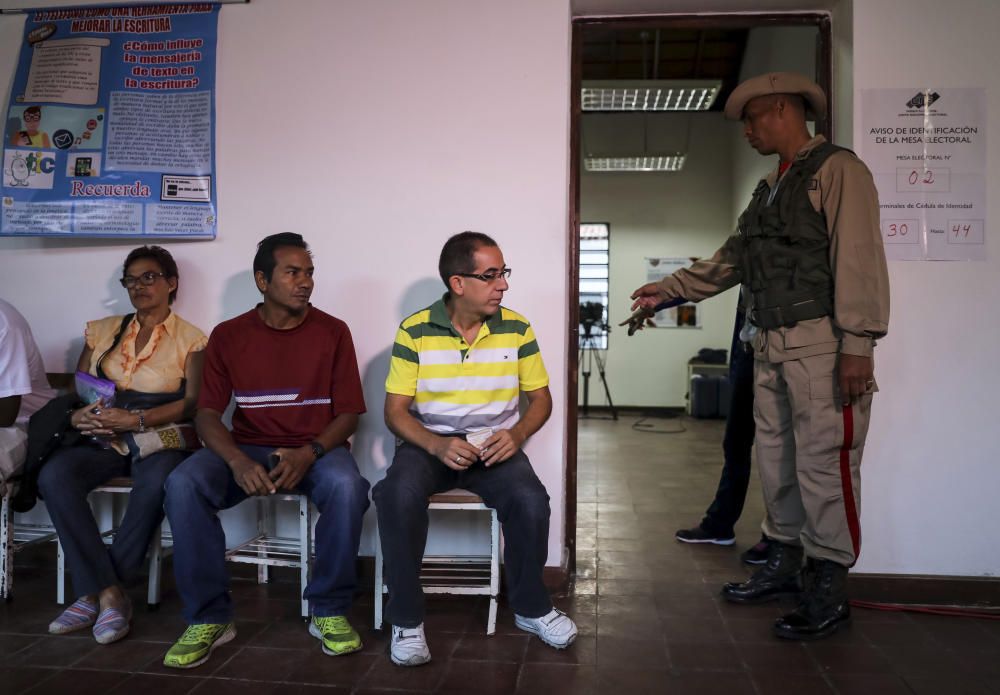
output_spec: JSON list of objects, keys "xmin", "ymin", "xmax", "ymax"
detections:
[{"xmin": 564, "ymin": 12, "xmax": 832, "ymax": 575}]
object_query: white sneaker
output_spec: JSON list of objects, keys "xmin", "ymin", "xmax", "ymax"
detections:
[
  {"xmin": 515, "ymin": 608, "xmax": 578, "ymax": 649},
  {"xmin": 390, "ymin": 623, "xmax": 431, "ymax": 666}
]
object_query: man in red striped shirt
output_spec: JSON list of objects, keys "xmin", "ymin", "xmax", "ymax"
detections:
[{"xmin": 163, "ymin": 233, "xmax": 370, "ymax": 668}]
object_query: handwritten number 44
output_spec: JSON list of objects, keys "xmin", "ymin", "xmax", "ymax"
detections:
[{"xmin": 953, "ymin": 224, "xmax": 971, "ymax": 237}]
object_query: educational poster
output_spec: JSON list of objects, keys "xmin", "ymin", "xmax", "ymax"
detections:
[
  {"xmin": 1, "ymin": 4, "xmax": 219, "ymax": 238},
  {"xmin": 860, "ymin": 88, "xmax": 986, "ymax": 261},
  {"xmin": 644, "ymin": 257, "xmax": 701, "ymax": 328}
]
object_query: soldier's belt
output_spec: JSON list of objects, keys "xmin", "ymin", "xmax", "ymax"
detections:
[{"xmin": 751, "ymin": 298, "xmax": 832, "ymax": 329}]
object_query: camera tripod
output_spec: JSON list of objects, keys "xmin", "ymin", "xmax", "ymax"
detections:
[{"xmin": 579, "ymin": 325, "xmax": 617, "ymax": 420}]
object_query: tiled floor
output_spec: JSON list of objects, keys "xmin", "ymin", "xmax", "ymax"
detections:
[{"xmin": 2, "ymin": 415, "xmax": 999, "ymax": 694}]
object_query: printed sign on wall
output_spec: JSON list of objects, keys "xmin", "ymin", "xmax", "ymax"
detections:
[
  {"xmin": 1, "ymin": 3, "xmax": 220, "ymax": 238},
  {"xmin": 860, "ymin": 87, "xmax": 986, "ymax": 261}
]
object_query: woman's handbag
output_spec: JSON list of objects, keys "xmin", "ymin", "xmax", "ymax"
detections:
[
  {"xmin": 115, "ymin": 386, "xmax": 202, "ymax": 462},
  {"xmin": 127, "ymin": 423, "xmax": 202, "ymax": 460}
]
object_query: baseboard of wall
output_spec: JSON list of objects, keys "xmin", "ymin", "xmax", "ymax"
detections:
[
  {"xmin": 256, "ymin": 562, "xmax": 1000, "ymax": 609},
  {"xmin": 850, "ymin": 573, "xmax": 1000, "ymax": 608},
  {"xmin": 544, "ymin": 566, "xmax": 571, "ymax": 594},
  {"xmin": 579, "ymin": 405, "xmax": 687, "ymax": 418}
]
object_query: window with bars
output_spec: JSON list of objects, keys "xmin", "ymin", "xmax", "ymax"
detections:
[{"xmin": 579, "ymin": 223, "xmax": 610, "ymax": 349}]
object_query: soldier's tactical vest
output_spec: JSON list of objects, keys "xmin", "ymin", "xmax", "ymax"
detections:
[{"xmin": 738, "ymin": 142, "xmax": 843, "ymax": 330}]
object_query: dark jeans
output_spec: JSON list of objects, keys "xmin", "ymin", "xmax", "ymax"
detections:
[
  {"xmin": 164, "ymin": 444, "xmax": 370, "ymax": 624},
  {"xmin": 373, "ymin": 443, "xmax": 552, "ymax": 628},
  {"xmin": 700, "ymin": 311, "xmax": 756, "ymax": 538},
  {"xmin": 37, "ymin": 443, "xmax": 184, "ymax": 598}
]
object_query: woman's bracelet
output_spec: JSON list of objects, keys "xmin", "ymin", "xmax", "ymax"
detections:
[{"xmin": 132, "ymin": 409, "xmax": 146, "ymax": 433}]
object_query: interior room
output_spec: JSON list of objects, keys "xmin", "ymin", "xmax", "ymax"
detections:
[{"xmin": 577, "ymin": 23, "xmax": 818, "ymax": 411}]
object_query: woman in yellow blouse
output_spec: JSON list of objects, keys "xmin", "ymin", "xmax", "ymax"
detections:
[{"xmin": 39, "ymin": 246, "xmax": 206, "ymax": 645}]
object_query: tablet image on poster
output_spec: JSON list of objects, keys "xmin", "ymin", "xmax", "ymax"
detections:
[
  {"xmin": 1, "ymin": 3, "xmax": 220, "ymax": 238},
  {"xmin": 860, "ymin": 87, "xmax": 986, "ymax": 261}
]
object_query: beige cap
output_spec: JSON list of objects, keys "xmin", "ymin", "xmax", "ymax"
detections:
[{"xmin": 724, "ymin": 72, "xmax": 827, "ymax": 121}]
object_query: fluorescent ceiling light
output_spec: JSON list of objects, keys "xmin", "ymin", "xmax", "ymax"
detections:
[
  {"xmin": 582, "ymin": 80, "xmax": 721, "ymax": 112},
  {"xmin": 585, "ymin": 155, "xmax": 686, "ymax": 172}
]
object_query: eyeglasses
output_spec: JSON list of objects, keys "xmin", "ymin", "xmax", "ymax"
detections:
[
  {"xmin": 23, "ymin": 112, "xmax": 40, "ymax": 122},
  {"xmin": 457, "ymin": 267, "xmax": 512, "ymax": 283},
  {"xmin": 120, "ymin": 271, "xmax": 166, "ymax": 289}
]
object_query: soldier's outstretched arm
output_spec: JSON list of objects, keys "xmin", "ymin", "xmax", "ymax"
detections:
[{"xmin": 628, "ymin": 234, "xmax": 744, "ymax": 313}]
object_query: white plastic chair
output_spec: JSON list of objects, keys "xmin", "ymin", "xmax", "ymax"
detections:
[{"xmin": 374, "ymin": 489, "xmax": 501, "ymax": 635}]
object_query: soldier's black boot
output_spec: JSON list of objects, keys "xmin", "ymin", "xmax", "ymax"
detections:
[
  {"xmin": 773, "ymin": 558, "xmax": 851, "ymax": 640},
  {"xmin": 721, "ymin": 541, "xmax": 803, "ymax": 604}
]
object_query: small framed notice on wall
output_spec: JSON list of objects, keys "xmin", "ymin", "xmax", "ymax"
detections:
[{"xmin": 644, "ymin": 257, "xmax": 701, "ymax": 328}]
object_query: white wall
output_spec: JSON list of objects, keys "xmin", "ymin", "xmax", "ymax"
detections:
[
  {"xmin": 0, "ymin": 0, "xmax": 573, "ymax": 565},
  {"xmin": 580, "ymin": 113, "xmax": 738, "ymax": 407},
  {"xmin": 850, "ymin": 0, "xmax": 1000, "ymax": 577},
  {"xmin": 4, "ymin": 0, "xmax": 998, "ymax": 580}
]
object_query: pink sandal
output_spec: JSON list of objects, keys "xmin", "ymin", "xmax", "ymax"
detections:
[
  {"xmin": 93, "ymin": 603, "xmax": 132, "ymax": 645},
  {"xmin": 48, "ymin": 597, "xmax": 98, "ymax": 634}
]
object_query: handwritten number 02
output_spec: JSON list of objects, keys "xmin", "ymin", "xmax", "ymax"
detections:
[{"xmin": 909, "ymin": 169, "xmax": 935, "ymax": 185}]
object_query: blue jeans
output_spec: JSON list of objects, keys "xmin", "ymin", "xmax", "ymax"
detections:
[
  {"xmin": 37, "ymin": 444, "xmax": 184, "ymax": 598},
  {"xmin": 373, "ymin": 443, "xmax": 552, "ymax": 628},
  {"xmin": 164, "ymin": 445, "xmax": 370, "ymax": 624}
]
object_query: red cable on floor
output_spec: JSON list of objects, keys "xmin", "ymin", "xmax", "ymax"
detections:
[{"xmin": 850, "ymin": 599, "xmax": 1000, "ymax": 620}]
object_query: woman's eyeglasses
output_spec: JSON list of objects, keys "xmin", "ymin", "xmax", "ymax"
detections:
[{"xmin": 120, "ymin": 271, "xmax": 166, "ymax": 289}]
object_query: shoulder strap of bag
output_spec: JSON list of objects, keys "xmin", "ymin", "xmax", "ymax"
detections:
[{"xmin": 95, "ymin": 313, "xmax": 135, "ymax": 381}]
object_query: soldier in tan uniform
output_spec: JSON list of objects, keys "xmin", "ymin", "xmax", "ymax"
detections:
[{"xmin": 628, "ymin": 73, "xmax": 889, "ymax": 640}]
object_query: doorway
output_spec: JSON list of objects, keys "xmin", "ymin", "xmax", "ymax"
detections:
[{"xmin": 564, "ymin": 13, "xmax": 833, "ymax": 575}]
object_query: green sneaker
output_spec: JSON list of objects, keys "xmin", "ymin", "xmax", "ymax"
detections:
[
  {"xmin": 309, "ymin": 615, "xmax": 362, "ymax": 656},
  {"xmin": 163, "ymin": 623, "xmax": 236, "ymax": 669}
]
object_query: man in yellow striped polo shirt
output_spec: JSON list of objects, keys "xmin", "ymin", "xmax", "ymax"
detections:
[{"xmin": 375, "ymin": 232, "xmax": 577, "ymax": 667}]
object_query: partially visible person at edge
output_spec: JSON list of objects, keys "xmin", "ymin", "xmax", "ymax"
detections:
[
  {"xmin": 41, "ymin": 246, "xmax": 206, "ymax": 645},
  {"xmin": 627, "ymin": 72, "xmax": 889, "ymax": 641},
  {"xmin": 672, "ymin": 303, "xmax": 772, "ymax": 565},
  {"xmin": 0, "ymin": 298, "xmax": 57, "ymax": 497},
  {"xmin": 162, "ymin": 233, "xmax": 370, "ymax": 669},
  {"xmin": 625, "ymin": 298, "xmax": 770, "ymax": 564}
]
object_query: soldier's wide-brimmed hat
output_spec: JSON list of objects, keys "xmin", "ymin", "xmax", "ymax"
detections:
[{"xmin": 724, "ymin": 72, "xmax": 827, "ymax": 121}]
